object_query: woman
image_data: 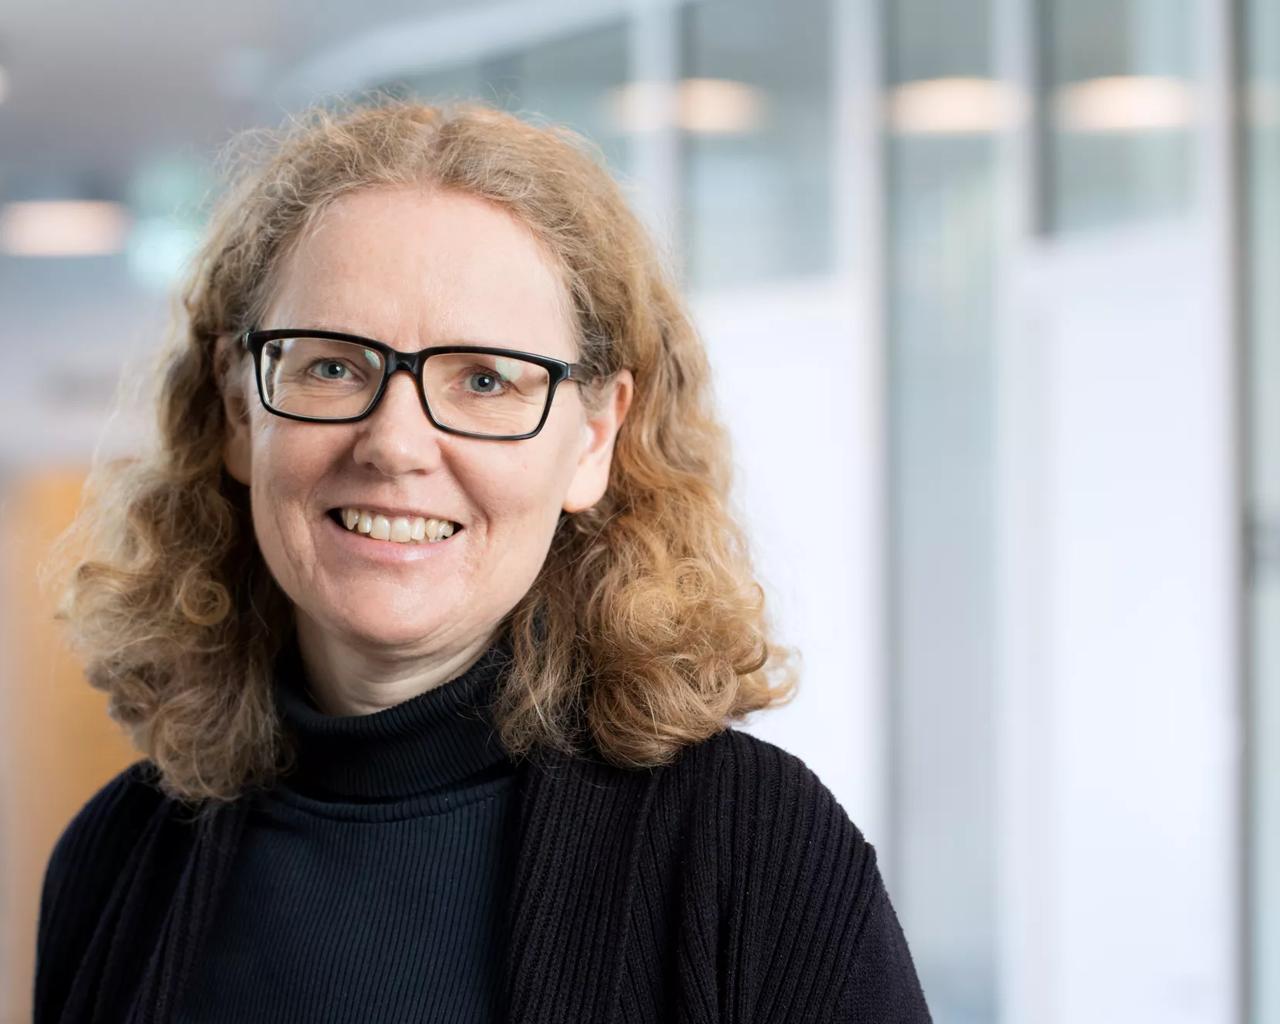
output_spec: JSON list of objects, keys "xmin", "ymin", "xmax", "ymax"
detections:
[{"xmin": 35, "ymin": 99, "xmax": 932, "ymax": 1023}]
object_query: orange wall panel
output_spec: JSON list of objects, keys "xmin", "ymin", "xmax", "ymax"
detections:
[{"xmin": 0, "ymin": 468, "xmax": 137, "ymax": 1024}]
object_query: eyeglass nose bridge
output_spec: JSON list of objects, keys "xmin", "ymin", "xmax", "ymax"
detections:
[
  {"xmin": 373, "ymin": 350, "xmax": 433, "ymax": 420},
  {"xmin": 389, "ymin": 350, "xmax": 424, "ymax": 376}
]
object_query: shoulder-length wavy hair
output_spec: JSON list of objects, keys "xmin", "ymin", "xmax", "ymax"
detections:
[{"xmin": 43, "ymin": 97, "xmax": 799, "ymax": 806}]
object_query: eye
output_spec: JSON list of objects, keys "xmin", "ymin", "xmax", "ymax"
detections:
[
  {"xmin": 309, "ymin": 359, "xmax": 355, "ymax": 381},
  {"xmin": 463, "ymin": 368, "xmax": 507, "ymax": 395}
]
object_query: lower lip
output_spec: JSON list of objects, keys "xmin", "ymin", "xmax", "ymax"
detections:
[{"xmin": 321, "ymin": 513, "xmax": 464, "ymax": 565}]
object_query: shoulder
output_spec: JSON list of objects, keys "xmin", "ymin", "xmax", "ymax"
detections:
[
  {"xmin": 653, "ymin": 726, "xmax": 872, "ymax": 854},
  {"xmin": 704, "ymin": 726, "xmax": 878, "ymax": 908},
  {"xmin": 697, "ymin": 729, "xmax": 933, "ymax": 1021},
  {"xmin": 714, "ymin": 726, "xmax": 865, "ymax": 825},
  {"xmin": 43, "ymin": 758, "xmax": 168, "ymax": 881},
  {"xmin": 37, "ymin": 760, "xmax": 169, "ymax": 962}
]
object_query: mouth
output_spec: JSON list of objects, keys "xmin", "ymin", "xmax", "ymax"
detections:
[{"xmin": 325, "ymin": 507, "xmax": 464, "ymax": 546}]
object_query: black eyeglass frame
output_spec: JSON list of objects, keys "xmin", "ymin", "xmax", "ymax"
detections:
[{"xmin": 241, "ymin": 327, "xmax": 600, "ymax": 441}]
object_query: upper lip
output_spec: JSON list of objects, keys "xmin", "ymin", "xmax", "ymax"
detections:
[{"xmin": 330, "ymin": 503, "xmax": 462, "ymax": 525}]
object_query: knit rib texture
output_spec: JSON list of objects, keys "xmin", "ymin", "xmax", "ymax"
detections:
[
  {"xmin": 35, "ymin": 650, "xmax": 933, "ymax": 1023},
  {"xmin": 173, "ymin": 631, "xmax": 519, "ymax": 1022}
]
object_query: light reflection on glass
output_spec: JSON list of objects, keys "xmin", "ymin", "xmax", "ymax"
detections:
[{"xmin": 1043, "ymin": 0, "xmax": 1195, "ymax": 232}]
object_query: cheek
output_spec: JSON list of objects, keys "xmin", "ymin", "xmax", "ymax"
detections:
[
  {"xmin": 474, "ymin": 433, "xmax": 579, "ymax": 524},
  {"xmin": 253, "ymin": 417, "xmax": 332, "ymax": 489},
  {"xmin": 248, "ymin": 427, "xmax": 334, "ymax": 546}
]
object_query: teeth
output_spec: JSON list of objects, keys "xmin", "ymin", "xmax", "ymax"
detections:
[{"xmin": 337, "ymin": 507, "xmax": 458, "ymax": 545}]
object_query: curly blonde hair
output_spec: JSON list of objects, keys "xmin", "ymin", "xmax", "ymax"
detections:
[{"xmin": 42, "ymin": 97, "xmax": 800, "ymax": 806}]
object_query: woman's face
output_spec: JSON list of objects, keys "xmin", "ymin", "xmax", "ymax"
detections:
[{"xmin": 219, "ymin": 186, "xmax": 631, "ymax": 658}]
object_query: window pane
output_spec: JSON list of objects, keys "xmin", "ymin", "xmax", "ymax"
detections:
[
  {"xmin": 886, "ymin": 1, "xmax": 999, "ymax": 1020},
  {"xmin": 390, "ymin": 21, "xmax": 631, "ymax": 179},
  {"xmin": 1246, "ymin": 0, "xmax": 1280, "ymax": 1016},
  {"xmin": 1042, "ymin": 0, "xmax": 1195, "ymax": 232},
  {"xmin": 680, "ymin": 0, "xmax": 833, "ymax": 289}
]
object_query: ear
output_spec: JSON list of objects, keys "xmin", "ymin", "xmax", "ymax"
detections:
[
  {"xmin": 214, "ymin": 333, "xmax": 254, "ymax": 486},
  {"xmin": 562, "ymin": 369, "xmax": 634, "ymax": 514}
]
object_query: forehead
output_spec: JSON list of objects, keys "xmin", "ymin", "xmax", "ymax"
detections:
[{"xmin": 264, "ymin": 186, "xmax": 576, "ymax": 357}]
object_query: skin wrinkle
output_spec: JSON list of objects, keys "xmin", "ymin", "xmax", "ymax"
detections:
[{"xmin": 221, "ymin": 186, "xmax": 633, "ymax": 718}]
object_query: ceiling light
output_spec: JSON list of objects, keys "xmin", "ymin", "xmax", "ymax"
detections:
[
  {"xmin": 888, "ymin": 77, "xmax": 1027, "ymax": 135},
  {"xmin": 678, "ymin": 78, "xmax": 763, "ymax": 134},
  {"xmin": 1054, "ymin": 75, "xmax": 1196, "ymax": 133},
  {"xmin": 604, "ymin": 78, "xmax": 765, "ymax": 135},
  {"xmin": 0, "ymin": 200, "xmax": 132, "ymax": 257}
]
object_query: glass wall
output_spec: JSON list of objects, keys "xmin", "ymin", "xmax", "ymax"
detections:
[
  {"xmin": 388, "ymin": 3, "xmax": 838, "ymax": 296},
  {"xmin": 1246, "ymin": 0, "xmax": 1280, "ymax": 1017},
  {"xmin": 393, "ymin": 20, "xmax": 632, "ymax": 178},
  {"xmin": 885, "ymin": 1, "xmax": 1000, "ymax": 1021},
  {"xmin": 1041, "ymin": 0, "xmax": 1195, "ymax": 233},
  {"xmin": 679, "ymin": 0, "xmax": 833, "ymax": 290}
]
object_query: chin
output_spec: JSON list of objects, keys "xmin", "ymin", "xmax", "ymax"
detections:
[
  {"xmin": 296, "ymin": 598, "xmax": 445, "ymax": 647},
  {"xmin": 346, "ymin": 617, "xmax": 453, "ymax": 649}
]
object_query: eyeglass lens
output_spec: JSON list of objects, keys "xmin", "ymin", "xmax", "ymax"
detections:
[{"xmin": 259, "ymin": 336, "xmax": 552, "ymax": 436}]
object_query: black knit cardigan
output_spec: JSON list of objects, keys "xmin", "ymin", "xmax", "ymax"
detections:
[{"xmin": 35, "ymin": 727, "xmax": 933, "ymax": 1023}]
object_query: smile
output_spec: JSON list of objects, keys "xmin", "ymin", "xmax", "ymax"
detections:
[
  {"xmin": 321, "ymin": 509, "xmax": 464, "ymax": 564},
  {"xmin": 327, "ymin": 507, "xmax": 460, "ymax": 545}
]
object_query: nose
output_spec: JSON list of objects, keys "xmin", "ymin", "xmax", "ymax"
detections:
[{"xmin": 350, "ymin": 368, "xmax": 445, "ymax": 476}]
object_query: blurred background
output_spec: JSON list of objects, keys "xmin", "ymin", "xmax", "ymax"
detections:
[{"xmin": 0, "ymin": 0, "xmax": 1275, "ymax": 1021}]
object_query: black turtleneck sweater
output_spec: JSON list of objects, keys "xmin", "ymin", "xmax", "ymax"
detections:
[{"xmin": 175, "ymin": 632, "xmax": 520, "ymax": 1023}]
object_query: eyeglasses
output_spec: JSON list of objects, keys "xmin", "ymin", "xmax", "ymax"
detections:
[{"xmin": 240, "ymin": 328, "xmax": 600, "ymax": 441}]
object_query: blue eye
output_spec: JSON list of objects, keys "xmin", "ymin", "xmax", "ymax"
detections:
[
  {"xmin": 311, "ymin": 360, "xmax": 353, "ymax": 381},
  {"xmin": 464, "ymin": 369, "xmax": 507, "ymax": 395}
]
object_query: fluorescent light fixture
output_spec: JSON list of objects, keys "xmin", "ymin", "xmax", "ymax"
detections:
[
  {"xmin": 887, "ymin": 76, "xmax": 1027, "ymax": 135},
  {"xmin": 603, "ymin": 80, "xmax": 676, "ymax": 134},
  {"xmin": 1054, "ymin": 75, "xmax": 1196, "ymax": 133},
  {"xmin": 0, "ymin": 64, "xmax": 8, "ymax": 105},
  {"xmin": 0, "ymin": 200, "xmax": 132, "ymax": 257},
  {"xmin": 605, "ymin": 78, "xmax": 765, "ymax": 134},
  {"xmin": 678, "ymin": 78, "xmax": 763, "ymax": 134}
]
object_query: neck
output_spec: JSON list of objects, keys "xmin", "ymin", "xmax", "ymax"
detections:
[
  {"xmin": 270, "ymin": 623, "xmax": 516, "ymax": 802},
  {"xmin": 294, "ymin": 613, "xmax": 503, "ymax": 717}
]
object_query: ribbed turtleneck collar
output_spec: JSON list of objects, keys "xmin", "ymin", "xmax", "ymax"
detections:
[{"xmin": 271, "ymin": 629, "xmax": 516, "ymax": 803}]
